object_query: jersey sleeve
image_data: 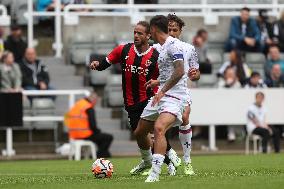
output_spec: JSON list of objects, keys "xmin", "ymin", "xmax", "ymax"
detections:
[
  {"xmin": 189, "ymin": 47, "xmax": 199, "ymax": 70},
  {"xmin": 247, "ymin": 107, "xmax": 255, "ymax": 120},
  {"xmin": 106, "ymin": 45, "xmax": 124, "ymax": 64},
  {"xmin": 168, "ymin": 40, "xmax": 184, "ymax": 62}
]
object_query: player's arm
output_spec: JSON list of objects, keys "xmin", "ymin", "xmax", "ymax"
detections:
[
  {"xmin": 188, "ymin": 48, "xmax": 200, "ymax": 81},
  {"xmin": 247, "ymin": 111, "xmax": 260, "ymax": 127},
  {"xmin": 89, "ymin": 45, "xmax": 124, "ymax": 71},
  {"xmin": 152, "ymin": 59, "xmax": 184, "ymax": 106},
  {"xmin": 160, "ymin": 59, "xmax": 184, "ymax": 93}
]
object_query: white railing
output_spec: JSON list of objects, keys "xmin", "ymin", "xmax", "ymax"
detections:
[
  {"xmin": 22, "ymin": 0, "xmax": 284, "ymax": 58},
  {"xmin": 0, "ymin": 4, "xmax": 11, "ymax": 26},
  {"xmin": 2, "ymin": 89, "xmax": 90, "ymax": 157},
  {"xmin": 23, "ymin": 89, "xmax": 90, "ymax": 122}
]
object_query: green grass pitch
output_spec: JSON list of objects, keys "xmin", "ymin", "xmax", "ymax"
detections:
[{"xmin": 0, "ymin": 154, "xmax": 283, "ymax": 189}]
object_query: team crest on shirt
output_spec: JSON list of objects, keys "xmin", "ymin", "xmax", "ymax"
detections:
[{"xmin": 145, "ymin": 60, "xmax": 152, "ymax": 67}]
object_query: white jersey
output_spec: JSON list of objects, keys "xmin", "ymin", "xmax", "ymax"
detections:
[
  {"xmin": 246, "ymin": 103, "xmax": 267, "ymax": 134},
  {"xmin": 153, "ymin": 36, "xmax": 187, "ymax": 99},
  {"xmin": 182, "ymin": 42, "xmax": 199, "ymax": 105}
]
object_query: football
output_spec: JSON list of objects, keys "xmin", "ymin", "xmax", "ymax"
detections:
[{"xmin": 91, "ymin": 158, "xmax": 114, "ymax": 178}]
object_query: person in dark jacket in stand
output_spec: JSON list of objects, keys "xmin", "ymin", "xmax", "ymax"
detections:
[
  {"xmin": 19, "ymin": 48, "xmax": 50, "ymax": 90},
  {"xmin": 4, "ymin": 25, "xmax": 27, "ymax": 63}
]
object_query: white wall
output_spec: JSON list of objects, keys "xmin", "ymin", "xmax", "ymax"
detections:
[{"xmin": 190, "ymin": 89, "xmax": 284, "ymax": 125}]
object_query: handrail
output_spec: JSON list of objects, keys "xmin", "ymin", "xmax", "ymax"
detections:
[
  {"xmin": 22, "ymin": 90, "xmax": 90, "ymax": 122},
  {"xmin": 25, "ymin": 0, "xmax": 284, "ymax": 58},
  {"xmin": 0, "ymin": 5, "xmax": 8, "ymax": 16}
]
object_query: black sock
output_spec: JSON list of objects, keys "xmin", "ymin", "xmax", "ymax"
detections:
[{"xmin": 164, "ymin": 155, "xmax": 171, "ymax": 165}]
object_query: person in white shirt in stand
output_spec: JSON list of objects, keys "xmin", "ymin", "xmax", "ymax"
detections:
[{"xmin": 247, "ymin": 92, "xmax": 280, "ymax": 153}]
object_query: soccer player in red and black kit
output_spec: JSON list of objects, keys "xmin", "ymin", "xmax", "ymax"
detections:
[{"xmin": 89, "ymin": 21, "xmax": 180, "ymax": 175}]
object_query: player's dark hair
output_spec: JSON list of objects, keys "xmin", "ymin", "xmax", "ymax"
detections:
[
  {"xmin": 167, "ymin": 14, "xmax": 185, "ymax": 30},
  {"xmin": 137, "ymin": 21, "xmax": 150, "ymax": 34},
  {"xmin": 241, "ymin": 7, "xmax": 250, "ymax": 12},
  {"xmin": 150, "ymin": 15, "xmax": 168, "ymax": 34},
  {"xmin": 250, "ymin": 71, "xmax": 260, "ymax": 78},
  {"xmin": 196, "ymin": 29, "xmax": 207, "ymax": 37},
  {"xmin": 256, "ymin": 91, "xmax": 265, "ymax": 98}
]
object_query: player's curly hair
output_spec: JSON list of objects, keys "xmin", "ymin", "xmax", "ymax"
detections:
[{"xmin": 167, "ymin": 13, "xmax": 185, "ymax": 30}]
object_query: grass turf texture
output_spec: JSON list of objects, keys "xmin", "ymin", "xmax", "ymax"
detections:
[{"xmin": 0, "ymin": 154, "xmax": 283, "ymax": 189}]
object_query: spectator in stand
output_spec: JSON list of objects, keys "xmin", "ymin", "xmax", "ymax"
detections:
[
  {"xmin": 218, "ymin": 67, "xmax": 242, "ymax": 89},
  {"xmin": 225, "ymin": 7, "xmax": 261, "ymax": 52},
  {"xmin": 218, "ymin": 49, "xmax": 251, "ymax": 86},
  {"xmin": 0, "ymin": 51, "xmax": 22, "ymax": 92},
  {"xmin": 4, "ymin": 25, "xmax": 27, "ymax": 63},
  {"xmin": 244, "ymin": 71, "xmax": 267, "ymax": 88},
  {"xmin": 247, "ymin": 92, "xmax": 280, "ymax": 153},
  {"xmin": 37, "ymin": 0, "xmax": 65, "ymax": 11},
  {"xmin": 0, "ymin": 27, "xmax": 4, "ymax": 59},
  {"xmin": 193, "ymin": 29, "xmax": 211, "ymax": 74},
  {"xmin": 65, "ymin": 93, "xmax": 113, "ymax": 158},
  {"xmin": 265, "ymin": 45, "xmax": 284, "ymax": 78},
  {"xmin": 257, "ymin": 9, "xmax": 274, "ymax": 54},
  {"xmin": 265, "ymin": 64, "xmax": 284, "ymax": 87},
  {"xmin": 218, "ymin": 67, "xmax": 241, "ymax": 142},
  {"xmin": 20, "ymin": 48, "xmax": 51, "ymax": 90},
  {"xmin": 273, "ymin": 11, "xmax": 284, "ymax": 52}
]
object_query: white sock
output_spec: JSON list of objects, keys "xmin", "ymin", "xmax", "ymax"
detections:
[
  {"xmin": 140, "ymin": 148, "xmax": 152, "ymax": 163},
  {"xmin": 151, "ymin": 154, "xmax": 165, "ymax": 176},
  {"xmin": 166, "ymin": 148, "xmax": 175, "ymax": 157},
  {"xmin": 179, "ymin": 124, "xmax": 192, "ymax": 164}
]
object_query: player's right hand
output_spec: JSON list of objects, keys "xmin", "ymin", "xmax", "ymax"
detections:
[
  {"xmin": 145, "ymin": 79, "xmax": 160, "ymax": 89},
  {"xmin": 89, "ymin": 61, "xmax": 100, "ymax": 70}
]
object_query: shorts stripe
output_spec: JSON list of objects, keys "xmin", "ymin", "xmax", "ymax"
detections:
[
  {"xmin": 160, "ymin": 111, "xmax": 177, "ymax": 118},
  {"xmin": 164, "ymin": 94, "xmax": 180, "ymax": 101},
  {"xmin": 179, "ymin": 128, "xmax": 192, "ymax": 134}
]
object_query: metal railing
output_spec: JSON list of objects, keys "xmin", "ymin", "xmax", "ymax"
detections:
[
  {"xmin": 22, "ymin": 0, "xmax": 284, "ymax": 58},
  {"xmin": 1, "ymin": 89, "xmax": 90, "ymax": 157},
  {"xmin": 0, "ymin": 4, "xmax": 10, "ymax": 26}
]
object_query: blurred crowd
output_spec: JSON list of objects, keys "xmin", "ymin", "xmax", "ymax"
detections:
[
  {"xmin": 191, "ymin": 8, "xmax": 284, "ymax": 89},
  {"xmin": 0, "ymin": 25, "xmax": 52, "ymax": 94}
]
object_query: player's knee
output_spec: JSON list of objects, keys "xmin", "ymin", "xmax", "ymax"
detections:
[{"xmin": 154, "ymin": 124, "xmax": 166, "ymax": 138}]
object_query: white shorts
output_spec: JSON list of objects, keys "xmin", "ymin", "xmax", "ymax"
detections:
[{"xmin": 140, "ymin": 95, "xmax": 184, "ymax": 127}]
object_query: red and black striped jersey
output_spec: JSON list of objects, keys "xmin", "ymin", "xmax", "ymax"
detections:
[{"xmin": 106, "ymin": 43, "xmax": 159, "ymax": 109}]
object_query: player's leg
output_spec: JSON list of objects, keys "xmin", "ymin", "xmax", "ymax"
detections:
[
  {"xmin": 130, "ymin": 119, "xmax": 154, "ymax": 175},
  {"xmin": 179, "ymin": 105, "xmax": 194, "ymax": 175},
  {"xmin": 128, "ymin": 104, "xmax": 154, "ymax": 174},
  {"xmin": 165, "ymin": 130, "xmax": 181, "ymax": 168},
  {"xmin": 145, "ymin": 112, "xmax": 177, "ymax": 182}
]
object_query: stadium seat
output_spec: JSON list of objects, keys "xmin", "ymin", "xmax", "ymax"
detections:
[
  {"xmin": 103, "ymin": 75, "xmax": 124, "ymax": 107},
  {"xmin": 245, "ymin": 134, "xmax": 262, "ymax": 155},
  {"xmin": 181, "ymin": 32, "xmax": 194, "ymax": 44},
  {"xmin": 116, "ymin": 32, "xmax": 132, "ymax": 45},
  {"xmin": 245, "ymin": 53, "xmax": 266, "ymax": 65},
  {"xmin": 207, "ymin": 50, "xmax": 223, "ymax": 64},
  {"xmin": 197, "ymin": 74, "xmax": 217, "ymax": 88},
  {"xmin": 90, "ymin": 69, "xmax": 111, "ymax": 86},
  {"xmin": 94, "ymin": 34, "xmax": 116, "ymax": 56},
  {"xmin": 223, "ymin": 53, "xmax": 230, "ymax": 62},
  {"xmin": 68, "ymin": 139, "xmax": 97, "ymax": 161},
  {"xmin": 69, "ymin": 35, "xmax": 94, "ymax": 65}
]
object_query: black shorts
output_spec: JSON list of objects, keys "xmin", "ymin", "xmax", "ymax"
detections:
[{"xmin": 126, "ymin": 100, "xmax": 148, "ymax": 131}]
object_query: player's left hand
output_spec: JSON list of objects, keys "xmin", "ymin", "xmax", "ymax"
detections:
[
  {"xmin": 145, "ymin": 79, "xmax": 160, "ymax": 89},
  {"xmin": 151, "ymin": 91, "xmax": 165, "ymax": 107},
  {"xmin": 188, "ymin": 68, "xmax": 200, "ymax": 81}
]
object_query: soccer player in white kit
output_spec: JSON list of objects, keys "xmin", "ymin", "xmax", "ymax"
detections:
[
  {"xmin": 133, "ymin": 15, "xmax": 187, "ymax": 182},
  {"xmin": 146, "ymin": 14, "xmax": 200, "ymax": 176}
]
